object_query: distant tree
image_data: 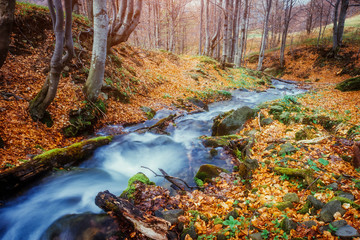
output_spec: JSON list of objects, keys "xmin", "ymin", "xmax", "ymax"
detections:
[
  {"xmin": 0, "ymin": 0, "xmax": 15, "ymax": 68},
  {"xmin": 29, "ymin": 0, "xmax": 74, "ymax": 121},
  {"xmin": 326, "ymin": 0, "xmax": 360, "ymax": 51},
  {"xmin": 279, "ymin": 0, "xmax": 295, "ymax": 67},
  {"xmin": 257, "ymin": 0, "xmax": 273, "ymax": 70}
]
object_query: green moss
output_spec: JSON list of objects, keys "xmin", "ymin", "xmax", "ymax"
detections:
[
  {"xmin": 330, "ymin": 197, "xmax": 360, "ymax": 210},
  {"xmin": 194, "ymin": 177, "xmax": 204, "ymax": 188},
  {"xmin": 120, "ymin": 173, "xmax": 155, "ymax": 199},
  {"xmin": 33, "ymin": 136, "xmax": 113, "ymax": 163},
  {"xmin": 195, "ymin": 164, "xmax": 228, "ymax": 182},
  {"xmin": 298, "ymin": 201, "xmax": 311, "ymax": 214},
  {"xmin": 335, "ymin": 76, "xmax": 360, "ymax": 92},
  {"xmin": 200, "ymin": 135, "xmax": 241, "ymax": 148},
  {"xmin": 275, "ymin": 201, "xmax": 294, "ymax": 211}
]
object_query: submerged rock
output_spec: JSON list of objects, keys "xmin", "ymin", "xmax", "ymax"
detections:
[
  {"xmin": 212, "ymin": 106, "xmax": 256, "ymax": 136},
  {"xmin": 41, "ymin": 213, "xmax": 119, "ymax": 240}
]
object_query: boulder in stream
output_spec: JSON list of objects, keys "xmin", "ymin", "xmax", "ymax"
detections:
[
  {"xmin": 195, "ymin": 164, "xmax": 228, "ymax": 183},
  {"xmin": 212, "ymin": 106, "xmax": 256, "ymax": 136}
]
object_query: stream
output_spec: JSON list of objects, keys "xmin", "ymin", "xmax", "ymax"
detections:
[{"xmin": 0, "ymin": 80, "xmax": 305, "ymax": 240}]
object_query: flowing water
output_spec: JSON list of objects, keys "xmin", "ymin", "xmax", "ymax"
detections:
[{"xmin": 0, "ymin": 80, "xmax": 305, "ymax": 240}]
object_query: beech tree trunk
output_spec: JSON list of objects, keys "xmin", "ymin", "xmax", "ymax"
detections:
[
  {"xmin": 257, "ymin": 0, "xmax": 272, "ymax": 71},
  {"xmin": 107, "ymin": 0, "xmax": 143, "ymax": 51},
  {"xmin": 279, "ymin": 0, "xmax": 294, "ymax": 68},
  {"xmin": 0, "ymin": 0, "xmax": 15, "ymax": 68},
  {"xmin": 235, "ymin": 0, "xmax": 248, "ymax": 67},
  {"xmin": 29, "ymin": 0, "xmax": 74, "ymax": 121},
  {"xmin": 204, "ymin": 0, "xmax": 210, "ymax": 55},
  {"xmin": 334, "ymin": 0, "xmax": 349, "ymax": 50},
  {"xmin": 199, "ymin": 0, "xmax": 204, "ymax": 55},
  {"xmin": 221, "ymin": 0, "xmax": 229, "ymax": 65},
  {"xmin": 84, "ymin": 0, "xmax": 109, "ymax": 102}
]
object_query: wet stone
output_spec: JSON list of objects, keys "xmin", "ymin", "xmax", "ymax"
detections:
[
  {"xmin": 320, "ymin": 200, "xmax": 345, "ymax": 223},
  {"xmin": 249, "ymin": 232, "xmax": 264, "ymax": 240},
  {"xmin": 327, "ymin": 182, "xmax": 339, "ymax": 191},
  {"xmin": 283, "ymin": 193, "xmax": 300, "ymax": 203},
  {"xmin": 335, "ymin": 225, "xmax": 360, "ymax": 239},
  {"xmin": 302, "ymin": 220, "xmax": 317, "ymax": 228},
  {"xmin": 337, "ymin": 191, "xmax": 355, "ymax": 201},
  {"xmin": 307, "ymin": 195, "xmax": 325, "ymax": 210}
]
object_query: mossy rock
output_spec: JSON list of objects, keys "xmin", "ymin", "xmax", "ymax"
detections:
[
  {"xmin": 120, "ymin": 173, "xmax": 155, "ymax": 199},
  {"xmin": 212, "ymin": 106, "xmax": 256, "ymax": 136},
  {"xmin": 295, "ymin": 126, "xmax": 316, "ymax": 141},
  {"xmin": 140, "ymin": 106, "xmax": 156, "ymax": 120},
  {"xmin": 302, "ymin": 115, "xmax": 340, "ymax": 131},
  {"xmin": 335, "ymin": 76, "xmax": 360, "ymax": 92},
  {"xmin": 275, "ymin": 201, "xmax": 294, "ymax": 211},
  {"xmin": 200, "ymin": 135, "xmax": 242, "ymax": 148},
  {"xmin": 278, "ymin": 143, "xmax": 297, "ymax": 156},
  {"xmin": 63, "ymin": 100, "xmax": 107, "ymax": 137},
  {"xmin": 195, "ymin": 164, "xmax": 228, "ymax": 182}
]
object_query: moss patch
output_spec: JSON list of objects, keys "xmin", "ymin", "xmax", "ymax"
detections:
[{"xmin": 120, "ymin": 173, "xmax": 155, "ymax": 199}]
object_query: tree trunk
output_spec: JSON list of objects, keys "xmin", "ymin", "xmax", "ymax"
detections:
[
  {"xmin": 336, "ymin": 0, "xmax": 349, "ymax": 49},
  {"xmin": 226, "ymin": 0, "xmax": 234, "ymax": 63},
  {"xmin": 221, "ymin": 0, "xmax": 229, "ymax": 66},
  {"xmin": 257, "ymin": 0, "xmax": 272, "ymax": 71},
  {"xmin": 107, "ymin": 0, "xmax": 143, "ymax": 51},
  {"xmin": 95, "ymin": 191, "xmax": 170, "ymax": 240},
  {"xmin": 204, "ymin": 0, "xmax": 210, "ymax": 55},
  {"xmin": 317, "ymin": 0, "xmax": 324, "ymax": 47},
  {"xmin": 84, "ymin": 0, "xmax": 109, "ymax": 102},
  {"xmin": 199, "ymin": 0, "xmax": 204, "ymax": 55},
  {"xmin": 235, "ymin": 0, "xmax": 248, "ymax": 67},
  {"xmin": 230, "ymin": 0, "xmax": 241, "ymax": 63},
  {"xmin": 29, "ymin": 0, "xmax": 74, "ymax": 121},
  {"xmin": 332, "ymin": 0, "xmax": 341, "ymax": 51},
  {"xmin": 87, "ymin": 0, "xmax": 93, "ymax": 23},
  {"xmin": 279, "ymin": 0, "xmax": 293, "ymax": 68},
  {"xmin": 0, "ymin": 0, "xmax": 15, "ymax": 68}
]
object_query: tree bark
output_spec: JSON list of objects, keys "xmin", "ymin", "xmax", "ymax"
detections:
[
  {"xmin": 0, "ymin": 0, "xmax": 15, "ymax": 68},
  {"xmin": 221, "ymin": 0, "xmax": 229, "ymax": 66},
  {"xmin": 335, "ymin": 0, "xmax": 349, "ymax": 49},
  {"xmin": 279, "ymin": 0, "xmax": 293, "ymax": 68},
  {"xmin": 84, "ymin": 0, "xmax": 109, "ymax": 102},
  {"xmin": 107, "ymin": 0, "xmax": 143, "ymax": 51},
  {"xmin": 95, "ymin": 190, "xmax": 170, "ymax": 240},
  {"xmin": 204, "ymin": 0, "xmax": 210, "ymax": 55},
  {"xmin": 29, "ymin": 0, "xmax": 74, "ymax": 121},
  {"xmin": 235, "ymin": 0, "xmax": 248, "ymax": 67},
  {"xmin": 199, "ymin": 0, "xmax": 204, "ymax": 55},
  {"xmin": 257, "ymin": 0, "xmax": 272, "ymax": 71},
  {"xmin": 332, "ymin": 0, "xmax": 341, "ymax": 51}
]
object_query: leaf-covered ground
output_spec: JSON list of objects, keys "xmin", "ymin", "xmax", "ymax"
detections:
[
  {"xmin": 0, "ymin": 3, "xmax": 359, "ymax": 240},
  {"xmin": 0, "ymin": 3, "xmax": 268, "ymax": 170}
]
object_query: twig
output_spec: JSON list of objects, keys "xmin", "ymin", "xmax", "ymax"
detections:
[
  {"xmin": 258, "ymin": 111, "xmax": 262, "ymax": 132},
  {"xmin": 87, "ymin": 99, "xmax": 107, "ymax": 119},
  {"xmin": 301, "ymin": 176, "xmax": 321, "ymax": 199},
  {"xmin": 141, "ymin": 166, "xmax": 198, "ymax": 191}
]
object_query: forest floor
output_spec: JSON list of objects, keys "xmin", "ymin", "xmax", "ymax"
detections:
[{"xmin": 0, "ymin": 3, "xmax": 360, "ymax": 240}]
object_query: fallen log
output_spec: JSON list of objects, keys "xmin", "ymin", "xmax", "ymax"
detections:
[
  {"xmin": 0, "ymin": 136, "xmax": 113, "ymax": 199},
  {"xmin": 95, "ymin": 190, "xmax": 170, "ymax": 240}
]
